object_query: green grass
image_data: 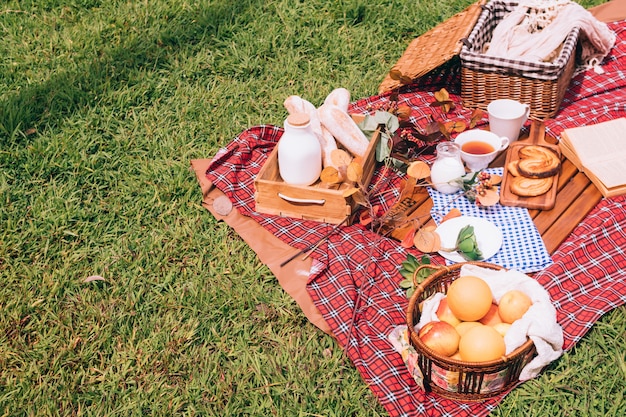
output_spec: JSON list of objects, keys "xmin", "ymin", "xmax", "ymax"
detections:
[{"xmin": 1, "ymin": 0, "xmax": 623, "ymax": 415}]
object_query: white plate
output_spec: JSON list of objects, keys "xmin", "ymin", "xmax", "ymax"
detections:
[{"xmin": 436, "ymin": 216, "xmax": 503, "ymax": 263}]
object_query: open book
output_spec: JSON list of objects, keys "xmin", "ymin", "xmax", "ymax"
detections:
[{"xmin": 560, "ymin": 118, "xmax": 626, "ymax": 198}]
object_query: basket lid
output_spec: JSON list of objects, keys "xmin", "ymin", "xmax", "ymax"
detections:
[{"xmin": 379, "ymin": 0, "xmax": 486, "ymax": 94}]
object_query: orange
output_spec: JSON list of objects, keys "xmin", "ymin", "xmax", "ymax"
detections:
[
  {"xmin": 459, "ymin": 325, "xmax": 506, "ymax": 362},
  {"xmin": 446, "ymin": 275, "xmax": 493, "ymax": 322},
  {"xmin": 455, "ymin": 321, "xmax": 482, "ymax": 336},
  {"xmin": 498, "ymin": 290, "xmax": 532, "ymax": 324}
]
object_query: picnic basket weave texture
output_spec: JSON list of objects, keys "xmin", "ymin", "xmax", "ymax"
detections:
[
  {"xmin": 406, "ymin": 262, "xmax": 536, "ymax": 401},
  {"xmin": 460, "ymin": 1, "xmax": 579, "ymax": 119},
  {"xmin": 377, "ymin": 0, "xmax": 487, "ymax": 94}
]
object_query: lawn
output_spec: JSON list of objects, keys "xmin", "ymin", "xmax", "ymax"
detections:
[{"xmin": 1, "ymin": 0, "xmax": 623, "ymax": 416}]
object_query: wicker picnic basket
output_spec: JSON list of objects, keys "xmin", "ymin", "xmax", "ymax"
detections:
[
  {"xmin": 379, "ymin": 0, "xmax": 579, "ymax": 120},
  {"xmin": 460, "ymin": 1, "xmax": 580, "ymax": 119},
  {"xmin": 406, "ymin": 262, "xmax": 536, "ymax": 401}
]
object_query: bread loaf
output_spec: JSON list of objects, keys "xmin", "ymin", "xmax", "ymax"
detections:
[
  {"xmin": 318, "ymin": 103, "xmax": 370, "ymax": 158},
  {"xmin": 283, "ymin": 95, "xmax": 322, "ymax": 136}
]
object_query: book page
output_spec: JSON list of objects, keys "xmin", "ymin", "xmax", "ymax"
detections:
[
  {"xmin": 583, "ymin": 160, "xmax": 626, "ymax": 189},
  {"xmin": 562, "ymin": 118, "xmax": 626, "ymax": 189},
  {"xmin": 558, "ymin": 136, "xmax": 582, "ymax": 170}
]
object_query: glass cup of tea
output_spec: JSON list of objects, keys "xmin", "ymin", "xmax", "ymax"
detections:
[{"xmin": 454, "ymin": 129, "xmax": 510, "ymax": 172}]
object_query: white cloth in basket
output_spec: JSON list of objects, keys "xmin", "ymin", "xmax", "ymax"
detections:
[{"xmin": 486, "ymin": 0, "xmax": 616, "ymax": 70}]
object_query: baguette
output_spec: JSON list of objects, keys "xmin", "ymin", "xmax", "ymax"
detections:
[
  {"xmin": 318, "ymin": 103, "xmax": 370, "ymax": 158},
  {"xmin": 323, "ymin": 88, "xmax": 350, "ymax": 113},
  {"xmin": 283, "ymin": 95, "xmax": 322, "ymax": 136}
]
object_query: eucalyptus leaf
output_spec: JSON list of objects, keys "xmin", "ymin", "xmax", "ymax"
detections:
[{"xmin": 357, "ymin": 111, "xmax": 400, "ymax": 162}]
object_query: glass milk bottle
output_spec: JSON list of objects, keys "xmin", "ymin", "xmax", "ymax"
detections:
[
  {"xmin": 430, "ymin": 142, "xmax": 465, "ymax": 194},
  {"xmin": 278, "ymin": 112, "xmax": 322, "ymax": 186}
]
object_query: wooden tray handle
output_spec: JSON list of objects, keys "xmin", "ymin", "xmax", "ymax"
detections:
[{"xmin": 278, "ymin": 193, "xmax": 326, "ymax": 205}]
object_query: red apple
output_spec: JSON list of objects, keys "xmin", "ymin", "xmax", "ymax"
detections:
[
  {"xmin": 436, "ymin": 297, "xmax": 462, "ymax": 327},
  {"xmin": 418, "ymin": 320, "xmax": 461, "ymax": 357},
  {"xmin": 479, "ymin": 303, "xmax": 503, "ymax": 326}
]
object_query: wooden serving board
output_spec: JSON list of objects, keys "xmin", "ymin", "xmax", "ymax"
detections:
[{"xmin": 499, "ymin": 121, "xmax": 561, "ymax": 210}]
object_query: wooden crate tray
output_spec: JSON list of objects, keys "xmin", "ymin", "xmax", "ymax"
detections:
[{"xmin": 254, "ymin": 116, "xmax": 381, "ymax": 225}]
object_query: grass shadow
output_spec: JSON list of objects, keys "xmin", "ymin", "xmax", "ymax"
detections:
[{"xmin": 0, "ymin": 0, "xmax": 259, "ymax": 143}]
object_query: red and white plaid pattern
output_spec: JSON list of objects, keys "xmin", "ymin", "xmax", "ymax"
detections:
[{"xmin": 205, "ymin": 22, "xmax": 626, "ymax": 417}]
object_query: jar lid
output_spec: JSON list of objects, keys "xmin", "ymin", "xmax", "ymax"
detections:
[{"xmin": 286, "ymin": 112, "xmax": 310, "ymax": 127}]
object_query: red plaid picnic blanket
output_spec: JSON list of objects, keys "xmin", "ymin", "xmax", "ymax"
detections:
[{"xmin": 205, "ymin": 21, "xmax": 626, "ymax": 417}]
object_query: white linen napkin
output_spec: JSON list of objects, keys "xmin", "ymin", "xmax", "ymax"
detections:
[
  {"xmin": 427, "ymin": 168, "xmax": 553, "ymax": 273},
  {"xmin": 485, "ymin": 0, "xmax": 616, "ymax": 70}
]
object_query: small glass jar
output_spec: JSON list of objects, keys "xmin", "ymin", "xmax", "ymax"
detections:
[
  {"xmin": 430, "ymin": 142, "xmax": 465, "ymax": 194},
  {"xmin": 278, "ymin": 113, "xmax": 322, "ymax": 186}
]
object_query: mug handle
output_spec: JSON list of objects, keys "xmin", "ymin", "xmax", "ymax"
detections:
[
  {"xmin": 522, "ymin": 104, "xmax": 530, "ymax": 124},
  {"xmin": 499, "ymin": 137, "xmax": 510, "ymax": 150}
]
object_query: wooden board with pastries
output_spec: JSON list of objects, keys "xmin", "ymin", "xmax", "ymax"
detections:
[{"xmin": 500, "ymin": 121, "xmax": 561, "ymax": 210}]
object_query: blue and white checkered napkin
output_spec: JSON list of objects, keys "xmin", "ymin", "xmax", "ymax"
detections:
[{"xmin": 428, "ymin": 168, "xmax": 553, "ymax": 273}]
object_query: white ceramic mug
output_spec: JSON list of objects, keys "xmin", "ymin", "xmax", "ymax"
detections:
[
  {"xmin": 454, "ymin": 129, "xmax": 509, "ymax": 172},
  {"xmin": 487, "ymin": 99, "xmax": 530, "ymax": 142}
]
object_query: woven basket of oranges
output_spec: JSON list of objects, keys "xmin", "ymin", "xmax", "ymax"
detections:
[{"xmin": 406, "ymin": 261, "xmax": 536, "ymax": 401}]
